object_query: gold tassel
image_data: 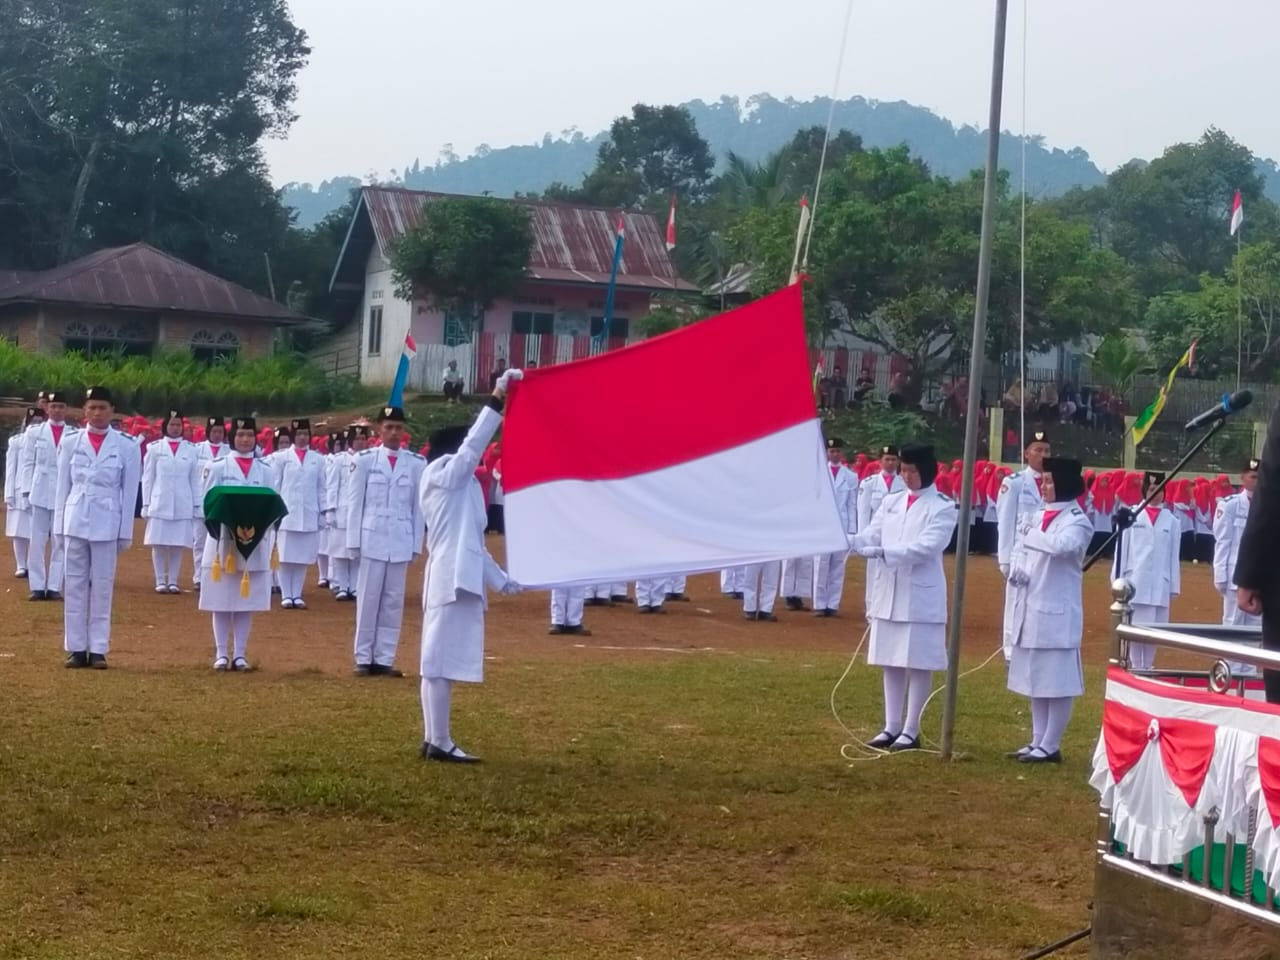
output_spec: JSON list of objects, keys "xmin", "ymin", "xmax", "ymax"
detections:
[
  {"xmin": 270, "ymin": 540, "xmax": 280, "ymax": 572},
  {"xmin": 211, "ymin": 552, "xmax": 222, "ymax": 582},
  {"xmin": 224, "ymin": 550, "xmax": 236, "ymax": 575},
  {"xmin": 240, "ymin": 569, "xmax": 250, "ymax": 598}
]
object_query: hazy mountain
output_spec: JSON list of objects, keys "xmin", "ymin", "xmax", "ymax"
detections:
[{"xmin": 277, "ymin": 92, "xmax": 1222, "ymax": 227}]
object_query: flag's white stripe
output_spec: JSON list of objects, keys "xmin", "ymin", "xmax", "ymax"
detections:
[
  {"xmin": 1106, "ymin": 676, "xmax": 1275, "ymax": 736},
  {"xmin": 504, "ymin": 419, "xmax": 848, "ymax": 587}
]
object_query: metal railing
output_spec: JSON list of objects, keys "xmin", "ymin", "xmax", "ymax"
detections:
[{"xmin": 1099, "ymin": 578, "xmax": 1279, "ymax": 922}]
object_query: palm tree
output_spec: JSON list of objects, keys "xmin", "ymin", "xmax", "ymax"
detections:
[
  {"xmin": 720, "ymin": 147, "xmax": 795, "ymax": 211},
  {"xmin": 1090, "ymin": 331, "xmax": 1149, "ymax": 399}
]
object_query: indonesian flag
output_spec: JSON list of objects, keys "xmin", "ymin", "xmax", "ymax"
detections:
[
  {"xmin": 388, "ymin": 333, "xmax": 417, "ymax": 408},
  {"xmin": 1231, "ymin": 190, "xmax": 1244, "ymax": 236},
  {"xmin": 665, "ymin": 193, "xmax": 676, "ymax": 251},
  {"xmin": 501, "ymin": 284, "xmax": 848, "ymax": 586}
]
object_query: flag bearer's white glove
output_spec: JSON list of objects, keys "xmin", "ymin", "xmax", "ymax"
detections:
[{"xmin": 496, "ymin": 369, "xmax": 524, "ymax": 392}]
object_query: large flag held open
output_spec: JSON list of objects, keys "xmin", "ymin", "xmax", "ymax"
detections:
[{"xmin": 501, "ymin": 284, "xmax": 849, "ymax": 587}]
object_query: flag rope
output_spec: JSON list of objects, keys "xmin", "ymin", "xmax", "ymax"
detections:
[{"xmin": 801, "ymin": 0, "xmax": 855, "ymax": 273}]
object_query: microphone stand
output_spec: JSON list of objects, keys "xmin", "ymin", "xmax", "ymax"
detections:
[{"xmin": 1083, "ymin": 417, "xmax": 1227, "ymax": 573}]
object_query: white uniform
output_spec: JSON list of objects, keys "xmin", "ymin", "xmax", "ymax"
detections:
[
  {"xmin": 20, "ymin": 420, "xmax": 76, "ymax": 594},
  {"xmin": 635, "ymin": 579, "xmax": 668, "ymax": 610},
  {"xmin": 55, "ymin": 428, "xmax": 140, "ymax": 656},
  {"xmin": 856, "ymin": 471, "xmax": 907, "ymax": 618},
  {"xmin": 192, "ymin": 440, "xmax": 230, "ymax": 580},
  {"xmin": 419, "ymin": 406, "xmax": 510, "ymax": 683},
  {"xmin": 550, "ymin": 587, "xmax": 587, "ymax": 628},
  {"xmin": 325, "ymin": 449, "xmax": 358, "ymax": 596},
  {"xmin": 814, "ymin": 463, "xmax": 859, "ymax": 613},
  {"xmin": 742, "ymin": 561, "xmax": 781, "ymax": 617},
  {"xmin": 1113, "ymin": 506, "xmax": 1181, "ymax": 671},
  {"xmin": 5, "ymin": 430, "xmax": 32, "ymax": 573},
  {"xmin": 318, "ymin": 450, "xmax": 346, "ymax": 585},
  {"xmin": 141, "ymin": 437, "xmax": 201, "ymax": 589},
  {"xmin": 272, "ymin": 447, "xmax": 326, "ymax": 604},
  {"xmin": 347, "ymin": 446, "xmax": 425, "ymax": 669},
  {"xmin": 1213, "ymin": 492, "xmax": 1260, "ymax": 675},
  {"xmin": 996, "ymin": 468, "xmax": 1044, "ymax": 660},
  {"xmin": 720, "ymin": 567, "xmax": 746, "ymax": 596},
  {"xmin": 780, "ymin": 557, "xmax": 814, "ymax": 604}
]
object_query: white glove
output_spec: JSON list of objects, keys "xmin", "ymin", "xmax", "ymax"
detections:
[
  {"xmin": 998, "ymin": 563, "xmax": 1010, "ymax": 580},
  {"xmin": 500, "ymin": 580, "xmax": 522, "ymax": 596},
  {"xmin": 1008, "ymin": 568, "xmax": 1030, "ymax": 587},
  {"xmin": 858, "ymin": 546, "xmax": 884, "ymax": 560},
  {"xmin": 496, "ymin": 368, "xmax": 524, "ymax": 392}
]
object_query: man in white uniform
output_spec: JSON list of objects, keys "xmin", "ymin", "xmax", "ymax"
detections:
[
  {"xmin": 1214, "ymin": 458, "xmax": 1261, "ymax": 676},
  {"xmin": 419, "ymin": 371, "xmax": 523, "ymax": 763},
  {"xmin": 192, "ymin": 417, "xmax": 230, "ymax": 587},
  {"xmin": 141, "ymin": 408, "xmax": 201, "ymax": 593},
  {"xmin": 56, "ymin": 387, "xmax": 140, "ymax": 668},
  {"xmin": 856, "ymin": 446, "xmax": 906, "ymax": 621},
  {"xmin": 272, "ymin": 418, "xmax": 325, "ymax": 609},
  {"xmin": 20, "ymin": 390, "xmax": 74, "ymax": 601},
  {"xmin": 317, "ymin": 432, "xmax": 343, "ymax": 590},
  {"xmin": 996, "ymin": 430, "xmax": 1050, "ymax": 661},
  {"xmin": 742, "ymin": 561, "xmax": 781, "ymax": 621},
  {"xmin": 550, "ymin": 586, "xmax": 591, "ymax": 635},
  {"xmin": 814, "ymin": 436, "xmax": 859, "ymax": 617},
  {"xmin": 346, "ymin": 406, "xmax": 425, "ymax": 676},
  {"xmin": 1112, "ymin": 471, "xmax": 1181, "ymax": 671},
  {"xmin": 5, "ymin": 406, "xmax": 42, "ymax": 578}
]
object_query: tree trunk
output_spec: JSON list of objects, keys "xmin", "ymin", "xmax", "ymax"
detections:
[{"xmin": 58, "ymin": 133, "xmax": 101, "ymax": 264}]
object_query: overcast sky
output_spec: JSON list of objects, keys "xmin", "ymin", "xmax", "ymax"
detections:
[{"xmin": 264, "ymin": 0, "xmax": 1279, "ymax": 186}]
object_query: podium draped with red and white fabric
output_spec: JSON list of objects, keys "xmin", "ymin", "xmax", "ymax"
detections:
[
  {"xmin": 500, "ymin": 284, "xmax": 849, "ymax": 588},
  {"xmin": 1091, "ymin": 667, "xmax": 1280, "ymax": 888}
]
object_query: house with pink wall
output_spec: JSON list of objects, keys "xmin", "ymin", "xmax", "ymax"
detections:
[{"xmin": 329, "ymin": 186, "xmax": 696, "ymax": 389}]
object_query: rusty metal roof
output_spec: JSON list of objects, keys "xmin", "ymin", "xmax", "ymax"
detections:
[
  {"xmin": 0, "ymin": 243, "xmax": 307, "ymax": 323},
  {"xmin": 342, "ymin": 187, "xmax": 698, "ymax": 293}
]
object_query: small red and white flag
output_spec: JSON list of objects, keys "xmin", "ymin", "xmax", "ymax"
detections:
[
  {"xmin": 1231, "ymin": 190, "xmax": 1244, "ymax": 236},
  {"xmin": 402, "ymin": 333, "xmax": 417, "ymax": 358},
  {"xmin": 789, "ymin": 196, "xmax": 811, "ymax": 285},
  {"xmin": 501, "ymin": 284, "xmax": 847, "ymax": 586},
  {"xmin": 665, "ymin": 193, "xmax": 677, "ymax": 252}
]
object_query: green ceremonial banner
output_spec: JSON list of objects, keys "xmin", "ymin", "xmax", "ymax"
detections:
[{"xmin": 203, "ymin": 486, "xmax": 288, "ymax": 560}]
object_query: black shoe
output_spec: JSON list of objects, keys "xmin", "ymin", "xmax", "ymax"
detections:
[
  {"xmin": 29, "ymin": 590, "xmax": 46, "ymax": 601},
  {"xmin": 638, "ymin": 606, "xmax": 653, "ymax": 615},
  {"xmin": 1018, "ymin": 749, "xmax": 1062, "ymax": 765},
  {"xmin": 46, "ymin": 591, "xmax": 62, "ymax": 602},
  {"xmin": 422, "ymin": 742, "xmax": 481, "ymax": 764},
  {"xmin": 64, "ymin": 651, "xmax": 89, "ymax": 669},
  {"xmin": 648, "ymin": 605, "xmax": 666, "ymax": 614},
  {"xmin": 867, "ymin": 730, "xmax": 898, "ymax": 749},
  {"xmin": 353, "ymin": 664, "xmax": 373, "ymax": 676},
  {"xmin": 368, "ymin": 664, "xmax": 404, "ymax": 678},
  {"xmin": 271, "ymin": 585, "xmax": 282, "ymax": 596},
  {"xmin": 744, "ymin": 611, "xmax": 759, "ymax": 621},
  {"xmin": 549, "ymin": 625, "xmax": 565, "ymax": 635},
  {"xmin": 584, "ymin": 598, "xmax": 603, "ymax": 607},
  {"xmin": 611, "ymin": 595, "xmax": 632, "ymax": 604},
  {"xmin": 784, "ymin": 597, "xmax": 805, "ymax": 611},
  {"xmin": 731, "ymin": 592, "xmax": 744, "ymax": 600},
  {"xmin": 670, "ymin": 593, "xmax": 690, "ymax": 602},
  {"xmin": 564, "ymin": 625, "xmax": 592, "ymax": 636},
  {"xmin": 16, "ymin": 569, "xmax": 28, "ymax": 579},
  {"xmin": 756, "ymin": 612, "xmax": 777, "ymax": 622},
  {"xmin": 1005, "ymin": 745, "xmax": 1035, "ymax": 760},
  {"xmin": 888, "ymin": 735, "xmax": 921, "ymax": 753},
  {"xmin": 317, "ymin": 579, "xmax": 329, "ymax": 589},
  {"xmin": 87, "ymin": 653, "xmax": 108, "ymax": 670},
  {"xmin": 816, "ymin": 609, "xmax": 836, "ymax": 618}
]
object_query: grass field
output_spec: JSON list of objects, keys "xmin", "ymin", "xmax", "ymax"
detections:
[{"xmin": 0, "ymin": 526, "xmax": 1230, "ymax": 959}]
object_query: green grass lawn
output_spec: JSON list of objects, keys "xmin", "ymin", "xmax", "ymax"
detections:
[{"xmin": 1, "ymin": 653, "xmax": 1102, "ymax": 959}]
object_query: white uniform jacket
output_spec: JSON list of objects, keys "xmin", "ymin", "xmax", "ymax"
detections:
[
  {"xmin": 996, "ymin": 468, "xmax": 1043, "ymax": 569},
  {"xmin": 272, "ymin": 448, "xmax": 325, "ymax": 533},
  {"xmin": 1213, "ymin": 492, "xmax": 1252, "ymax": 592},
  {"xmin": 4, "ymin": 431, "xmax": 24, "ymax": 510},
  {"xmin": 856, "ymin": 471, "xmax": 906, "ymax": 531},
  {"xmin": 830, "ymin": 464, "xmax": 859, "ymax": 536},
  {"xmin": 54, "ymin": 429, "xmax": 141, "ymax": 544},
  {"xmin": 193, "ymin": 441, "xmax": 230, "ymax": 517},
  {"xmin": 419, "ymin": 406, "xmax": 509, "ymax": 610},
  {"xmin": 21, "ymin": 421, "xmax": 78, "ymax": 509},
  {"xmin": 141, "ymin": 438, "xmax": 202, "ymax": 521},
  {"xmin": 346, "ymin": 446, "xmax": 426, "ymax": 563},
  {"xmin": 200, "ymin": 455, "xmax": 278, "ymax": 572},
  {"xmin": 849, "ymin": 485, "xmax": 958, "ymax": 624},
  {"xmin": 1009, "ymin": 504, "xmax": 1093, "ymax": 650},
  {"xmin": 1112, "ymin": 506, "xmax": 1181, "ymax": 608}
]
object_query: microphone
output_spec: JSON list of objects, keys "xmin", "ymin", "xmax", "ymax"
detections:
[{"xmin": 1184, "ymin": 390, "xmax": 1252, "ymax": 432}]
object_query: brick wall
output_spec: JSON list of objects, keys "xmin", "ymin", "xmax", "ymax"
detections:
[{"xmin": 156, "ymin": 314, "xmax": 275, "ymax": 358}]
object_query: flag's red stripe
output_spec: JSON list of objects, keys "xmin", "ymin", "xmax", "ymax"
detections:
[{"xmin": 502, "ymin": 284, "xmax": 815, "ymax": 491}]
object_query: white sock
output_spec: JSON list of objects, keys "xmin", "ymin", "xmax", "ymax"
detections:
[
  {"xmin": 212, "ymin": 612, "xmax": 231, "ymax": 659},
  {"xmin": 882, "ymin": 667, "xmax": 906, "ymax": 736},
  {"xmin": 902, "ymin": 669, "xmax": 933, "ymax": 739},
  {"xmin": 13, "ymin": 537, "xmax": 29, "ymax": 571},
  {"xmin": 152, "ymin": 548, "xmax": 167, "ymax": 586},
  {"xmin": 1038, "ymin": 697, "xmax": 1074, "ymax": 754},
  {"xmin": 425, "ymin": 676, "xmax": 453, "ymax": 750},
  {"xmin": 233, "ymin": 613, "xmax": 252, "ymax": 660},
  {"xmin": 1030, "ymin": 698, "xmax": 1049, "ymax": 749},
  {"xmin": 168, "ymin": 547, "xmax": 184, "ymax": 584}
]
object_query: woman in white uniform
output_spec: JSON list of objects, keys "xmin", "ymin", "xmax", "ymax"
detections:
[
  {"xmin": 141, "ymin": 408, "xmax": 201, "ymax": 593},
  {"xmin": 418, "ymin": 370, "xmax": 523, "ymax": 763},
  {"xmin": 1005, "ymin": 458, "xmax": 1094, "ymax": 764},
  {"xmin": 850, "ymin": 444, "xmax": 958, "ymax": 752},
  {"xmin": 1112, "ymin": 470, "xmax": 1181, "ymax": 671},
  {"xmin": 198, "ymin": 417, "xmax": 277, "ymax": 671},
  {"xmin": 5, "ymin": 406, "xmax": 42, "ymax": 577},
  {"xmin": 272, "ymin": 418, "xmax": 325, "ymax": 609}
]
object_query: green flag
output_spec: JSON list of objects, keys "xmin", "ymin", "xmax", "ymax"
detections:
[
  {"xmin": 203, "ymin": 486, "xmax": 288, "ymax": 561},
  {"xmin": 1130, "ymin": 339, "xmax": 1198, "ymax": 446}
]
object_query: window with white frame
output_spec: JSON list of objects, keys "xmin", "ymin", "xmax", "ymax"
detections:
[{"xmin": 367, "ymin": 305, "xmax": 383, "ymax": 356}]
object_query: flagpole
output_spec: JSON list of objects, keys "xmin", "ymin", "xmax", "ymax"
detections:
[
  {"xmin": 940, "ymin": 0, "xmax": 1009, "ymax": 762},
  {"xmin": 1236, "ymin": 227, "xmax": 1243, "ymax": 390}
]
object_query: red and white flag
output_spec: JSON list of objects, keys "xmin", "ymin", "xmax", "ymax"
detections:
[
  {"xmin": 789, "ymin": 196, "xmax": 811, "ymax": 285},
  {"xmin": 1231, "ymin": 190, "xmax": 1244, "ymax": 236},
  {"xmin": 501, "ymin": 284, "xmax": 848, "ymax": 586},
  {"xmin": 665, "ymin": 193, "xmax": 677, "ymax": 251}
]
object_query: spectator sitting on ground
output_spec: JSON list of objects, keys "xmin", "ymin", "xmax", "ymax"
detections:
[
  {"xmin": 443, "ymin": 360, "xmax": 464, "ymax": 404},
  {"xmin": 853, "ymin": 373, "xmax": 876, "ymax": 404}
]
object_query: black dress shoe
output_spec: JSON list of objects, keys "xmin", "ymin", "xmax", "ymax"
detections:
[
  {"xmin": 638, "ymin": 606, "xmax": 653, "ymax": 615},
  {"xmin": 29, "ymin": 590, "xmax": 46, "ymax": 601},
  {"xmin": 46, "ymin": 591, "xmax": 62, "ymax": 602},
  {"xmin": 353, "ymin": 664, "xmax": 373, "ymax": 676},
  {"xmin": 867, "ymin": 730, "xmax": 898, "ymax": 749},
  {"xmin": 87, "ymin": 653, "xmax": 108, "ymax": 670},
  {"xmin": 549, "ymin": 625, "xmax": 565, "ymax": 635},
  {"xmin": 730, "ymin": 592, "xmax": 744, "ymax": 600},
  {"xmin": 756, "ymin": 612, "xmax": 777, "ymax": 622},
  {"xmin": 422, "ymin": 743, "xmax": 481, "ymax": 764},
  {"xmin": 368, "ymin": 664, "xmax": 404, "ymax": 678},
  {"xmin": 16, "ymin": 569, "xmax": 28, "ymax": 579},
  {"xmin": 611, "ymin": 595, "xmax": 631, "ymax": 604},
  {"xmin": 784, "ymin": 597, "xmax": 806, "ymax": 611},
  {"xmin": 564, "ymin": 625, "xmax": 592, "ymax": 636},
  {"xmin": 648, "ymin": 605, "xmax": 665, "ymax": 614},
  {"xmin": 1019, "ymin": 749, "xmax": 1062, "ymax": 764},
  {"xmin": 671, "ymin": 593, "xmax": 689, "ymax": 602},
  {"xmin": 1005, "ymin": 745, "xmax": 1034, "ymax": 760},
  {"xmin": 888, "ymin": 735, "xmax": 921, "ymax": 753},
  {"xmin": 744, "ymin": 611, "xmax": 759, "ymax": 621},
  {"xmin": 65, "ymin": 651, "xmax": 89, "ymax": 669}
]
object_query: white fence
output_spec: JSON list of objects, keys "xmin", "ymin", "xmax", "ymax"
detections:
[{"xmin": 408, "ymin": 333, "xmax": 641, "ymax": 394}]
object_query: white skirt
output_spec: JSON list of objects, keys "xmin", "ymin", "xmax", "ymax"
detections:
[
  {"xmin": 198, "ymin": 565, "xmax": 272, "ymax": 612},
  {"xmin": 276, "ymin": 529, "xmax": 319, "ymax": 565},
  {"xmin": 145, "ymin": 516, "xmax": 195, "ymax": 547},
  {"xmin": 1008, "ymin": 646, "xmax": 1084, "ymax": 698},
  {"xmin": 421, "ymin": 593, "xmax": 486, "ymax": 683},
  {"xmin": 868, "ymin": 618, "xmax": 948, "ymax": 671},
  {"xmin": 5, "ymin": 506, "xmax": 31, "ymax": 539}
]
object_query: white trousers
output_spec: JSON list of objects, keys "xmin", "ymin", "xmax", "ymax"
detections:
[
  {"xmin": 610, "ymin": 582, "xmax": 628, "ymax": 598},
  {"xmin": 28, "ymin": 505, "xmax": 64, "ymax": 593},
  {"xmin": 317, "ymin": 553, "xmax": 330, "ymax": 581},
  {"xmin": 666, "ymin": 575, "xmax": 687, "ymax": 595},
  {"xmin": 585, "ymin": 583, "xmax": 612, "ymax": 601},
  {"xmin": 330, "ymin": 556, "xmax": 353, "ymax": 593},
  {"xmin": 813, "ymin": 551, "xmax": 848, "ymax": 611},
  {"xmin": 12, "ymin": 536, "xmax": 29, "ymax": 572},
  {"xmin": 353, "ymin": 558, "xmax": 408, "ymax": 667},
  {"xmin": 743, "ymin": 562, "xmax": 780, "ymax": 614},
  {"xmin": 635, "ymin": 579, "xmax": 667, "ymax": 608},
  {"xmin": 151, "ymin": 546, "xmax": 185, "ymax": 587},
  {"xmin": 781, "ymin": 557, "xmax": 814, "ymax": 599},
  {"xmin": 721, "ymin": 567, "xmax": 746, "ymax": 594},
  {"xmin": 63, "ymin": 537, "xmax": 118, "ymax": 654},
  {"xmin": 551, "ymin": 587, "xmax": 586, "ymax": 626}
]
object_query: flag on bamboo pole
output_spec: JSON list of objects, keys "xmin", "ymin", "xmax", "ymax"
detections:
[
  {"xmin": 597, "ymin": 216, "xmax": 625, "ymax": 343},
  {"xmin": 812, "ymin": 357, "xmax": 824, "ymax": 402},
  {"xmin": 1130, "ymin": 340, "xmax": 1199, "ymax": 446},
  {"xmin": 788, "ymin": 196, "xmax": 811, "ymax": 284},
  {"xmin": 665, "ymin": 193, "xmax": 677, "ymax": 251},
  {"xmin": 388, "ymin": 333, "xmax": 416, "ymax": 408},
  {"xmin": 1231, "ymin": 191, "xmax": 1244, "ymax": 236}
]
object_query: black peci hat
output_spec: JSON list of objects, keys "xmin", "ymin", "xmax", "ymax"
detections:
[
  {"xmin": 1027, "ymin": 430, "xmax": 1050, "ymax": 447},
  {"xmin": 377, "ymin": 405, "xmax": 405, "ymax": 423},
  {"xmin": 206, "ymin": 416, "xmax": 226, "ymax": 433},
  {"xmin": 83, "ymin": 386, "xmax": 113, "ymax": 405},
  {"xmin": 44, "ymin": 390, "xmax": 67, "ymax": 404},
  {"xmin": 880, "ymin": 445, "xmax": 900, "ymax": 458},
  {"xmin": 1246, "ymin": 458, "xmax": 1262, "ymax": 473},
  {"xmin": 826, "ymin": 436, "xmax": 844, "ymax": 450},
  {"xmin": 233, "ymin": 417, "xmax": 256, "ymax": 433},
  {"xmin": 24, "ymin": 406, "xmax": 42, "ymax": 426}
]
